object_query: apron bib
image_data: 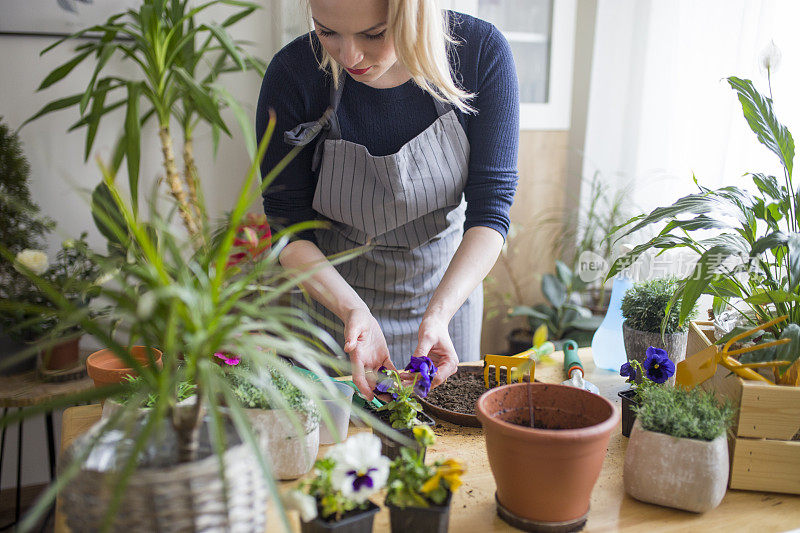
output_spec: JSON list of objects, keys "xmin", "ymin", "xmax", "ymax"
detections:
[{"xmin": 284, "ymin": 79, "xmax": 482, "ymax": 369}]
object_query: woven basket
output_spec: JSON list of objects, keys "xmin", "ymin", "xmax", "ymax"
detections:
[{"xmin": 61, "ymin": 416, "xmax": 268, "ymax": 532}]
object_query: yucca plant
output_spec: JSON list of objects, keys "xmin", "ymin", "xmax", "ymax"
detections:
[
  {"xmin": 22, "ymin": 0, "xmax": 265, "ymax": 235},
  {"xmin": 606, "ymin": 64, "xmax": 800, "ymax": 378},
  {"xmin": 0, "ymin": 115, "xmax": 380, "ymax": 532}
]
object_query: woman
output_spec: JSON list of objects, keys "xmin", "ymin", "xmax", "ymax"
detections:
[{"xmin": 257, "ymin": 0, "xmax": 519, "ymax": 400}]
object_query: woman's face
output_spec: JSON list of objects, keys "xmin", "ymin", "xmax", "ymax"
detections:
[{"xmin": 309, "ymin": 0, "xmax": 407, "ymax": 88}]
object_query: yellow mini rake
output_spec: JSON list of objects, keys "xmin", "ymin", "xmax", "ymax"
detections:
[
  {"xmin": 675, "ymin": 315, "xmax": 793, "ymax": 388},
  {"xmin": 483, "ymin": 348, "xmax": 536, "ymax": 389}
]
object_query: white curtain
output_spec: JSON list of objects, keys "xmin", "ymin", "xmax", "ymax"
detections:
[{"xmin": 583, "ymin": 0, "xmax": 800, "ymax": 227}]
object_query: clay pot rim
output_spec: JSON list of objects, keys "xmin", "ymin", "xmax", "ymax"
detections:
[
  {"xmin": 86, "ymin": 346, "xmax": 163, "ymax": 380},
  {"xmin": 476, "ymin": 382, "xmax": 620, "ymax": 440}
]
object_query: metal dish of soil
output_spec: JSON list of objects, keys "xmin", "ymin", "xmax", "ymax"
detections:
[{"xmin": 419, "ymin": 365, "xmax": 531, "ymax": 427}]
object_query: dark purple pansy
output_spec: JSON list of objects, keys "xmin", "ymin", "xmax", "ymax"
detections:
[
  {"xmin": 348, "ymin": 467, "xmax": 377, "ymax": 491},
  {"xmin": 373, "ymin": 366, "xmax": 396, "ymax": 398},
  {"xmin": 619, "ymin": 362, "xmax": 636, "ymax": 382},
  {"xmin": 405, "ymin": 356, "xmax": 437, "ymax": 398},
  {"xmin": 644, "ymin": 347, "xmax": 675, "ymax": 384}
]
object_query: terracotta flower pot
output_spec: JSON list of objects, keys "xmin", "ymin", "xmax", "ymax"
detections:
[
  {"xmin": 85, "ymin": 346, "xmax": 163, "ymax": 388},
  {"xmin": 622, "ymin": 322, "xmax": 687, "ymax": 386},
  {"xmin": 476, "ymin": 382, "xmax": 619, "ymax": 530},
  {"xmin": 624, "ymin": 420, "xmax": 728, "ymax": 512},
  {"xmin": 41, "ymin": 336, "xmax": 82, "ymax": 371}
]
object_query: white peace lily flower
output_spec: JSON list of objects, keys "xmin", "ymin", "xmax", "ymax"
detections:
[
  {"xmin": 327, "ymin": 433, "xmax": 389, "ymax": 504},
  {"xmin": 759, "ymin": 40, "xmax": 781, "ymax": 75},
  {"xmin": 15, "ymin": 249, "xmax": 49, "ymax": 275},
  {"xmin": 282, "ymin": 489, "xmax": 317, "ymax": 522}
]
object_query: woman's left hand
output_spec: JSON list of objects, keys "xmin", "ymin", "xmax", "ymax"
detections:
[{"xmin": 411, "ymin": 316, "xmax": 458, "ymax": 389}]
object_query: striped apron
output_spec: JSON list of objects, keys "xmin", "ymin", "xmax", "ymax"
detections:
[{"xmin": 284, "ymin": 79, "xmax": 482, "ymax": 369}]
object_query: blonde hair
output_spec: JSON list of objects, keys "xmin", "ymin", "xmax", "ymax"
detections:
[{"xmin": 308, "ymin": 0, "xmax": 476, "ymax": 114}]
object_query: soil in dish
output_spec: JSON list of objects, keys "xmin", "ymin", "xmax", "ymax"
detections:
[{"xmin": 426, "ymin": 368, "xmax": 522, "ymax": 415}]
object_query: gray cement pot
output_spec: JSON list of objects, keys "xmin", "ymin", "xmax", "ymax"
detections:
[
  {"xmin": 246, "ymin": 408, "xmax": 319, "ymax": 480},
  {"xmin": 622, "ymin": 322, "xmax": 687, "ymax": 386},
  {"xmin": 624, "ymin": 420, "xmax": 728, "ymax": 513}
]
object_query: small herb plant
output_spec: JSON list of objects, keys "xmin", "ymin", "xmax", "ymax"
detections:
[
  {"xmin": 373, "ymin": 356, "xmax": 437, "ymax": 429},
  {"xmin": 620, "ymin": 347, "xmax": 677, "ymax": 389},
  {"xmin": 635, "ymin": 386, "xmax": 735, "ymax": 441},
  {"xmin": 375, "ymin": 369, "xmax": 424, "ymax": 430},
  {"xmin": 116, "ymin": 375, "xmax": 195, "ymax": 409},
  {"xmin": 386, "ymin": 425, "xmax": 464, "ymax": 508},
  {"xmin": 285, "ymin": 433, "xmax": 389, "ymax": 522},
  {"xmin": 225, "ymin": 360, "xmax": 318, "ymax": 422},
  {"xmin": 621, "ymin": 277, "xmax": 695, "ymax": 334}
]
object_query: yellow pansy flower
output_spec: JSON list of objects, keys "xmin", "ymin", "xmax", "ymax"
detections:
[{"xmin": 420, "ymin": 459, "xmax": 465, "ymax": 494}]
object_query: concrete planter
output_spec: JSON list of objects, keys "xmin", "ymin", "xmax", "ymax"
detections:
[
  {"xmin": 624, "ymin": 420, "xmax": 728, "ymax": 513},
  {"xmin": 622, "ymin": 322, "xmax": 687, "ymax": 386},
  {"xmin": 246, "ymin": 408, "xmax": 319, "ymax": 480}
]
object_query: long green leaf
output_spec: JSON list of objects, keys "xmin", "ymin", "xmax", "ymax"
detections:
[
  {"xmin": 728, "ymin": 76, "xmax": 794, "ymax": 178},
  {"xmin": 213, "ymin": 85, "xmax": 256, "ymax": 158},
  {"xmin": 125, "ymin": 82, "xmax": 142, "ymax": 215},
  {"xmin": 80, "ymin": 44, "xmax": 117, "ymax": 115},
  {"xmin": 173, "ymin": 67, "xmax": 230, "ymax": 136},
  {"xmin": 205, "ymin": 23, "xmax": 246, "ymax": 70},
  {"xmin": 19, "ymin": 93, "xmax": 83, "ymax": 128},
  {"xmin": 38, "ymin": 49, "xmax": 93, "ymax": 90}
]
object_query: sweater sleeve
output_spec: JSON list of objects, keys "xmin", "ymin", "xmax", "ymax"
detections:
[
  {"xmin": 462, "ymin": 25, "xmax": 520, "ymax": 240},
  {"xmin": 256, "ymin": 51, "xmax": 319, "ymax": 243}
]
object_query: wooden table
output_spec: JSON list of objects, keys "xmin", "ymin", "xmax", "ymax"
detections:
[
  {"xmin": 0, "ymin": 367, "xmax": 93, "ymax": 529},
  {"xmin": 55, "ymin": 349, "xmax": 800, "ymax": 532}
]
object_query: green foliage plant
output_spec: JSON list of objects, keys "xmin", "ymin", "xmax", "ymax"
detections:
[
  {"xmin": 0, "ymin": 118, "xmax": 54, "ymax": 274},
  {"xmin": 116, "ymin": 375, "xmax": 195, "ymax": 408},
  {"xmin": 376, "ymin": 369, "xmax": 423, "ymax": 430},
  {"xmin": 621, "ymin": 277, "xmax": 696, "ymax": 334},
  {"xmin": 226, "ymin": 363, "xmax": 319, "ymax": 424},
  {"xmin": 23, "ymin": 0, "xmax": 266, "ymax": 234},
  {"xmin": 0, "ymin": 114, "xmax": 363, "ymax": 532},
  {"xmin": 635, "ymin": 386, "xmax": 735, "ymax": 441},
  {"xmin": 606, "ymin": 58, "xmax": 800, "ymax": 370},
  {"xmin": 386, "ymin": 425, "xmax": 463, "ymax": 508},
  {"xmin": 509, "ymin": 260, "xmax": 601, "ymax": 342}
]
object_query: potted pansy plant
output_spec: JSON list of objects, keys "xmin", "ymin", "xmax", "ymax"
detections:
[
  {"xmin": 385, "ymin": 425, "xmax": 464, "ymax": 533},
  {"xmin": 618, "ymin": 347, "xmax": 676, "ymax": 437},
  {"xmin": 285, "ymin": 433, "xmax": 388, "ymax": 533},
  {"xmin": 373, "ymin": 356, "xmax": 438, "ymax": 460}
]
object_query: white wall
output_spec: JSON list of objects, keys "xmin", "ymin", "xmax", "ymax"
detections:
[{"xmin": 0, "ymin": 3, "xmax": 279, "ymax": 490}]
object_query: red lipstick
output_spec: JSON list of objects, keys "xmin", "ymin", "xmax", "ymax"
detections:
[{"xmin": 346, "ymin": 66, "xmax": 371, "ymax": 75}]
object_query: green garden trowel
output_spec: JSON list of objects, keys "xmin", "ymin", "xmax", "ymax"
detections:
[{"xmin": 561, "ymin": 340, "xmax": 599, "ymax": 394}]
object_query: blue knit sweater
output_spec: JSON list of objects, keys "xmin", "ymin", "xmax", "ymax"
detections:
[{"xmin": 256, "ymin": 11, "xmax": 519, "ymax": 242}]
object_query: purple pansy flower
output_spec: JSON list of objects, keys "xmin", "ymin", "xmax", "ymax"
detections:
[
  {"xmin": 214, "ymin": 352, "xmax": 240, "ymax": 366},
  {"xmin": 347, "ymin": 467, "xmax": 377, "ymax": 491},
  {"xmin": 373, "ymin": 366, "xmax": 397, "ymax": 398},
  {"xmin": 619, "ymin": 362, "xmax": 636, "ymax": 382},
  {"xmin": 643, "ymin": 347, "xmax": 675, "ymax": 384},
  {"xmin": 405, "ymin": 356, "xmax": 437, "ymax": 398}
]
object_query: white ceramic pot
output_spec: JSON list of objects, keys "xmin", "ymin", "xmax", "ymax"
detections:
[
  {"xmin": 624, "ymin": 420, "xmax": 728, "ymax": 513},
  {"xmin": 246, "ymin": 408, "xmax": 319, "ymax": 480}
]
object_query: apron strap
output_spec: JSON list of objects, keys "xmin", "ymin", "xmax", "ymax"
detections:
[
  {"xmin": 432, "ymin": 95, "xmax": 453, "ymax": 117},
  {"xmin": 283, "ymin": 77, "xmax": 345, "ymax": 171}
]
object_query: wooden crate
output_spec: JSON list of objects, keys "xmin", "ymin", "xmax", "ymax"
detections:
[{"xmin": 688, "ymin": 321, "xmax": 800, "ymax": 494}]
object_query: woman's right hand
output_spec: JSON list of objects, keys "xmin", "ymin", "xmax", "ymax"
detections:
[{"xmin": 344, "ymin": 307, "xmax": 396, "ymax": 400}]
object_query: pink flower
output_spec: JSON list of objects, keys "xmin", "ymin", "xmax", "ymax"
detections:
[{"xmin": 214, "ymin": 352, "xmax": 240, "ymax": 366}]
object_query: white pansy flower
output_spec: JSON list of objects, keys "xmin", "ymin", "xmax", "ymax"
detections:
[
  {"xmin": 759, "ymin": 40, "xmax": 781, "ymax": 76},
  {"xmin": 327, "ymin": 433, "xmax": 389, "ymax": 504},
  {"xmin": 15, "ymin": 249, "xmax": 49, "ymax": 275},
  {"xmin": 282, "ymin": 489, "xmax": 317, "ymax": 522}
]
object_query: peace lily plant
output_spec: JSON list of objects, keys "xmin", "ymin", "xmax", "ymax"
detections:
[{"xmin": 607, "ymin": 43, "xmax": 800, "ymax": 384}]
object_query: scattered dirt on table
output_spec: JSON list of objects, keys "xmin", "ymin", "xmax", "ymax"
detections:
[{"xmin": 426, "ymin": 368, "xmax": 513, "ymax": 415}]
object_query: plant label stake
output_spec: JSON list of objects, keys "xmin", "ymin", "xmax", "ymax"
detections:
[{"xmin": 676, "ymin": 315, "xmax": 792, "ymax": 388}]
